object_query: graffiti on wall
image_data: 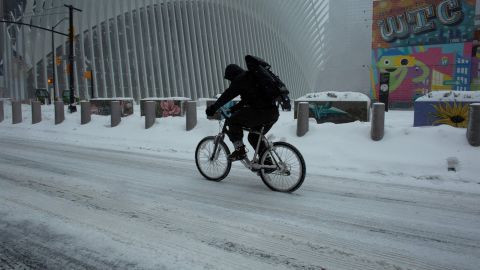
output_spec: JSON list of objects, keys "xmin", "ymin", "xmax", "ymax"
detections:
[
  {"xmin": 471, "ymin": 30, "xmax": 480, "ymax": 90},
  {"xmin": 159, "ymin": 100, "xmax": 182, "ymax": 117},
  {"xmin": 372, "ymin": 42, "xmax": 473, "ymax": 101},
  {"xmin": 293, "ymin": 101, "xmax": 370, "ymax": 124},
  {"xmin": 140, "ymin": 99, "xmax": 187, "ymax": 118},
  {"xmin": 90, "ymin": 99, "xmax": 134, "ymax": 117},
  {"xmin": 373, "ymin": 0, "xmax": 476, "ymax": 48},
  {"xmin": 307, "ymin": 102, "xmax": 367, "ymax": 124},
  {"xmin": 414, "ymin": 101, "xmax": 471, "ymax": 127}
]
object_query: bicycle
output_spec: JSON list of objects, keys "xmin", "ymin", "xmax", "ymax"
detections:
[{"xmin": 195, "ymin": 109, "xmax": 306, "ymax": 193}]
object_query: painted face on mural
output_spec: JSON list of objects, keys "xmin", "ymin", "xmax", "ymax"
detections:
[
  {"xmin": 377, "ymin": 55, "xmax": 430, "ymax": 92},
  {"xmin": 377, "ymin": 55, "xmax": 416, "ymax": 72}
]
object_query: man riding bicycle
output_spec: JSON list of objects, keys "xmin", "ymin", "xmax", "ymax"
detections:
[{"xmin": 205, "ymin": 61, "xmax": 280, "ymax": 161}]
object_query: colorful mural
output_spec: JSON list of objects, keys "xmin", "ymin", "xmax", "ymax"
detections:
[
  {"xmin": 159, "ymin": 100, "xmax": 182, "ymax": 117},
  {"xmin": 140, "ymin": 99, "xmax": 188, "ymax": 118},
  {"xmin": 471, "ymin": 30, "xmax": 480, "ymax": 90},
  {"xmin": 90, "ymin": 98, "xmax": 134, "ymax": 117},
  {"xmin": 293, "ymin": 101, "xmax": 370, "ymax": 124},
  {"xmin": 372, "ymin": 0, "xmax": 478, "ymax": 105},
  {"xmin": 372, "ymin": 43, "xmax": 473, "ymax": 102},
  {"xmin": 373, "ymin": 0, "xmax": 476, "ymax": 48},
  {"xmin": 414, "ymin": 101, "xmax": 472, "ymax": 127}
]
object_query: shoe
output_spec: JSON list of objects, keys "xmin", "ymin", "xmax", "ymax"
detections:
[
  {"xmin": 228, "ymin": 146, "xmax": 247, "ymax": 161},
  {"xmin": 263, "ymin": 156, "xmax": 276, "ymax": 174}
]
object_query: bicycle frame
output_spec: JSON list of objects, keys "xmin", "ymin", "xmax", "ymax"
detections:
[
  {"xmin": 211, "ymin": 109, "xmax": 281, "ymax": 173},
  {"xmin": 197, "ymin": 107, "xmax": 305, "ymax": 192}
]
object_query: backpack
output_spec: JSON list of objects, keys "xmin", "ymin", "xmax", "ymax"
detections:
[{"xmin": 245, "ymin": 55, "xmax": 291, "ymax": 111}]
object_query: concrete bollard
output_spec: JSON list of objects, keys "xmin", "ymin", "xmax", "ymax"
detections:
[
  {"xmin": 111, "ymin": 101, "xmax": 121, "ymax": 127},
  {"xmin": 81, "ymin": 101, "xmax": 91, "ymax": 125},
  {"xmin": 12, "ymin": 100, "xmax": 22, "ymax": 124},
  {"xmin": 466, "ymin": 103, "xmax": 480, "ymax": 147},
  {"xmin": 31, "ymin": 101, "xmax": 42, "ymax": 124},
  {"xmin": 371, "ymin": 103, "xmax": 385, "ymax": 141},
  {"xmin": 145, "ymin": 101, "xmax": 156, "ymax": 129},
  {"xmin": 0, "ymin": 100, "xmax": 3, "ymax": 123},
  {"xmin": 186, "ymin": 101, "xmax": 197, "ymax": 131},
  {"xmin": 296, "ymin": 102, "xmax": 309, "ymax": 137},
  {"xmin": 54, "ymin": 101, "xmax": 65, "ymax": 125}
]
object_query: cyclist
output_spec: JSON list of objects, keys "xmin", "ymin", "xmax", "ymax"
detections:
[{"xmin": 205, "ymin": 63, "xmax": 279, "ymax": 161}]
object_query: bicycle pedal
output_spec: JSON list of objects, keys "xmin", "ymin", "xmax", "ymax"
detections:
[{"xmin": 228, "ymin": 156, "xmax": 245, "ymax": 162}]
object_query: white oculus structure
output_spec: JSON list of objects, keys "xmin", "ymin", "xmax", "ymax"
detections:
[{"xmin": 0, "ymin": 0, "xmax": 372, "ymax": 101}]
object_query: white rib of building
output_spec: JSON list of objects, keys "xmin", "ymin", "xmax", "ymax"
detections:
[{"xmin": 0, "ymin": 0, "xmax": 372, "ymax": 101}]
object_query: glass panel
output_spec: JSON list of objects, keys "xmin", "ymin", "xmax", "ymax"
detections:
[
  {"xmin": 109, "ymin": 17, "xmax": 120, "ymax": 96},
  {"xmin": 117, "ymin": 15, "xmax": 129, "ymax": 96},
  {"xmin": 101, "ymin": 21, "xmax": 112, "ymax": 97},
  {"xmin": 74, "ymin": 35, "xmax": 84, "ymax": 98},
  {"xmin": 125, "ymin": 11, "xmax": 139, "ymax": 100},
  {"xmin": 133, "ymin": 9, "xmax": 146, "ymax": 97},
  {"xmin": 83, "ymin": 30, "xmax": 93, "ymax": 98},
  {"xmin": 92, "ymin": 25, "xmax": 104, "ymax": 96},
  {"xmin": 36, "ymin": 58, "xmax": 45, "ymax": 88}
]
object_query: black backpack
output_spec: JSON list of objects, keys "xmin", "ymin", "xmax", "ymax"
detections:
[{"xmin": 245, "ymin": 55, "xmax": 291, "ymax": 111}]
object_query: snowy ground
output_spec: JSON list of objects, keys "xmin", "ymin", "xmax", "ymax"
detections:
[{"xmin": 0, "ymin": 101, "xmax": 479, "ymax": 270}]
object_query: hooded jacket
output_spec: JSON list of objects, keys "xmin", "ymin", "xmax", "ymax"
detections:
[{"xmin": 211, "ymin": 64, "xmax": 276, "ymax": 111}]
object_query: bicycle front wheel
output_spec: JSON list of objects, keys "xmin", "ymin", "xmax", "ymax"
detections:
[
  {"xmin": 195, "ymin": 136, "xmax": 232, "ymax": 181},
  {"xmin": 259, "ymin": 142, "xmax": 306, "ymax": 192}
]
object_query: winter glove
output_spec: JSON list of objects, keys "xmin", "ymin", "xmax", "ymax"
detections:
[
  {"xmin": 229, "ymin": 101, "xmax": 245, "ymax": 114},
  {"xmin": 205, "ymin": 105, "xmax": 217, "ymax": 117}
]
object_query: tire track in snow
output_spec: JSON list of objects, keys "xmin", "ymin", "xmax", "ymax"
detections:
[{"xmin": 1, "ymin": 136, "xmax": 479, "ymax": 270}]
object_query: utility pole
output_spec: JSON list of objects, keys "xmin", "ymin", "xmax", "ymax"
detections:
[
  {"xmin": 0, "ymin": 19, "xmax": 68, "ymax": 100},
  {"xmin": 64, "ymin": 4, "xmax": 82, "ymax": 113},
  {"xmin": 90, "ymin": 70, "xmax": 94, "ymax": 99},
  {"xmin": 51, "ymin": 28, "xmax": 55, "ymax": 101},
  {"xmin": 51, "ymin": 18, "xmax": 68, "ymax": 102},
  {"xmin": 0, "ymin": 2, "xmax": 4, "ymax": 97}
]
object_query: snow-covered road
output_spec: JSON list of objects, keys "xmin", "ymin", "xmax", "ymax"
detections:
[{"xmin": 1, "ymin": 136, "xmax": 479, "ymax": 270}]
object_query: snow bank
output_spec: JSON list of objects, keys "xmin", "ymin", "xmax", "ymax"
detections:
[
  {"xmin": 296, "ymin": 91, "xmax": 371, "ymax": 102},
  {"xmin": 416, "ymin": 90, "xmax": 480, "ymax": 102},
  {"xmin": 0, "ymin": 102, "xmax": 478, "ymax": 191}
]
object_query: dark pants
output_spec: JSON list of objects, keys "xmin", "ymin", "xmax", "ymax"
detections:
[{"xmin": 226, "ymin": 106, "xmax": 279, "ymax": 153}]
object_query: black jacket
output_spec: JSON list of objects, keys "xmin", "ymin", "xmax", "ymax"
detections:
[{"xmin": 212, "ymin": 71, "xmax": 276, "ymax": 111}]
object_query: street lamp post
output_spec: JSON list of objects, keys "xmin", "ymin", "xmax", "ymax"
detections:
[
  {"xmin": 51, "ymin": 18, "xmax": 68, "ymax": 102},
  {"xmin": 64, "ymin": 4, "xmax": 82, "ymax": 113}
]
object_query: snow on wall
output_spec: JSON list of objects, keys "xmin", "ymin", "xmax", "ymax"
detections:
[
  {"xmin": 296, "ymin": 91, "xmax": 371, "ymax": 102},
  {"xmin": 416, "ymin": 90, "xmax": 480, "ymax": 102}
]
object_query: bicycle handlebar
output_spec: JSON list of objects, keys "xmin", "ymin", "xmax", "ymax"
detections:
[{"xmin": 219, "ymin": 107, "xmax": 230, "ymax": 119}]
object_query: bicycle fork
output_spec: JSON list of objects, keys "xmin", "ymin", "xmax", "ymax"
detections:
[{"xmin": 210, "ymin": 133, "xmax": 225, "ymax": 161}]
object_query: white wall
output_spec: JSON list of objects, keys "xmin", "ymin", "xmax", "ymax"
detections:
[{"xmin": 315, "ymin": 0, "xmax": 373, "ymax": 95}]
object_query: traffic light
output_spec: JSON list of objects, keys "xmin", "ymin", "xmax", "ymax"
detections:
[
  {"xmin": 56, "ymin": 56, "xmax": 62, "ymax": 65},
  {"xmin": 48, "ymin": 77, "xmax": 54, "ymax": 85},
  {"xmin": 84, "ymin": 70, "xmax": 92, "ymax": 79}
]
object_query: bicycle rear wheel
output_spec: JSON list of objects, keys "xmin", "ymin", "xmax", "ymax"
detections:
[
  {"xmin": 195, "ymin": 136, "xmax": 232, "ymax": 181},
  {"xmin": 259, "ymin": 141, "xmax": 306, "ymax": 192}
]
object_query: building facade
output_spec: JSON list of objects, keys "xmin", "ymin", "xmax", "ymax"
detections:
[
  {"xmin": 371, "ymin": 0, "xmax": 480, "ymax": 107},
  {"xmin": 1, "ymin": 0, "xmax": 345, "ymax": 102}
]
